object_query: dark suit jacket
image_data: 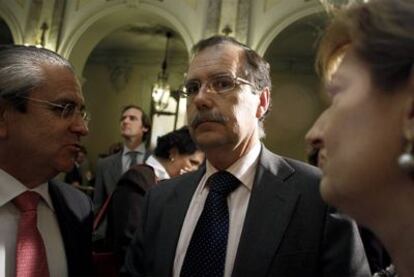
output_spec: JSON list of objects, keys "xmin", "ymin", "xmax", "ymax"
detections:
[
  {"xmin": 106, "ymin": 164, "xmax": 157, "ymax": 267},
  {"xmin": 49, "ymin": 179, "xmax": 94, "ymax": 276},
  {"xmin": 122, "ymin": 147, "xmax": 370, "ymax": 277}
]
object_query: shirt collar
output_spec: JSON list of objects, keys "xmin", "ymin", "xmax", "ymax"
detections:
[
  {"xmin": 0, "ymin": 168, "xmax": 54, "ymax": 211},
  {"xmin": 145, "ymin": 155, "xmax": 170, "ymax": 180},
  {"xmin": 203, "ymin": 143, "xmax": 262, "ymax": 191},
  {"xmin": 123, "ymin": 142, "xmax": 146, "ymax": 156}
]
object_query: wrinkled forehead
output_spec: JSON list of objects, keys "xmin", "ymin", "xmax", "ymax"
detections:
[
  {"xmin": 187, "ymin": 43, "xmax": 245, "ymax": 79},
  {"xmin": 34, "ymin": 63, "xmax": 83, "ymax": 99}
]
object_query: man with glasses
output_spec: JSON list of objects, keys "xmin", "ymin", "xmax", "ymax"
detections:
[
  {"xmin": 123, "ymin": 36, "xmax": 370, "ymax": 276},
  {"xmin": 0, "ymin": 45, "xmax": 93, "ymax": 276}
]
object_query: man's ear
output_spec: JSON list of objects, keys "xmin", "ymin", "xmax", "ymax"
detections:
[
  {"xmin": 256, "ymin": 87, "xmax": 270, "ymax": 119},
  {"xmin": 0, "ymin": 102, "xmax": 8, "ymax": 139}
]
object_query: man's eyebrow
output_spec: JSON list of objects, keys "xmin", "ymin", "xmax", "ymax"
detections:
[
  {"xmin": 186, "ymin": 72, "xmax": 232, "ymax": 81},
  {"xmin": 53, "ymin": 97, "xmax": 86, "ymax": 109}
]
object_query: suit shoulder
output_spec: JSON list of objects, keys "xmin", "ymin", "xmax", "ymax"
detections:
[
  {"xmin": 97, "ymin": 152, "xmax": 121, "ymax": 167},
  {"xmin": 49, "ymin": 179, "xmax": 93, "ymax": 215},
  {"xmin": 283, "ymin": 157, "xmax": 321, "ymax": 179},
  {"xmin": 262, "ymin": 152, "xmax": 322, "ymax": 197},
  {"xmin": 147, "ymin": 170, "xmax": 201, "ymax": 197}
]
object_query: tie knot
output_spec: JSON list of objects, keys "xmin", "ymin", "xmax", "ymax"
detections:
[
  {"xmin": 207, "ymin": 171, "xmax": 240, "ymax": 196},
  {"xmin": 13, "ymin": 191, "xmax": 41, "ymax": 212}
]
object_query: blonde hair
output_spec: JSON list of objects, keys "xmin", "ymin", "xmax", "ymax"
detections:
[{"xmin": 316, "ymin": 0, "xmax": 414, "ymax": 91}]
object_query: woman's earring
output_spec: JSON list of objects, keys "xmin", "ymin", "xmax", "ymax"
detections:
[{"xmin": 398, "ymin": 137, "xmax": 414, "ymax": 174}]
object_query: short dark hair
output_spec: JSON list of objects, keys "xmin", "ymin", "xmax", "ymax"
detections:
[
  {"xmin": 192, "ymin": 35, "xmax": 272, "ymax": 137},
  {"xmin": 0, "ymin": 45, "xmax": 76, "ymax": 112},
  {"xmin": 121, "ymin": 105, "xmax": 152, "ymax": 141},
  {"xmin": 317, "ymin": 0, "xmax": 414, "ymax": 92},
  {"xmin": 154, "ymin": 126, "xmax": 199, "ymax": 159}
]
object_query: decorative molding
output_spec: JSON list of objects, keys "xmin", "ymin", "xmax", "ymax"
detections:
[
  {"xmin": 219, "ymin": 0, "xmax": 238, "ymax": 38},
  {"xmin": 108, "ymin": 64, "xmax": 133, "ymax": 92},
  {"xmin": 204, "ymin": 0, "xmax": 221, "ymax": 37},
  {"xmin": 264, "ymin": 0, "xmax": 282, "ymax": 12},
  {"xmin": 236, "ymin": 0, "xmax": 250, "ymax": 44},
  {"xmin": 88, "ymin": 49, "xmax": 188, "ymax": 66},
  {"xmin": 123, "ymin": 0, "xmax": 141, "ymax": 9},
  {"xmin": 183, "ymin": 0, "xmax": 198, "ymax": 10},
  {"xmin": 23, "ymin": 0, "xmax": 43, "ymax": 44}
]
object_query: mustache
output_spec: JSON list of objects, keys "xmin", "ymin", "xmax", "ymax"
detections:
[{"xmin": 190, "ymin": 110, "xmax": 228, "ymax": 128}]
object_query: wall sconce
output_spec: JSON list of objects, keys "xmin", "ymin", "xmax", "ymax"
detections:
[{"xmin": 151, "ymin": 31, "xmax": 172, "ymax": 112}]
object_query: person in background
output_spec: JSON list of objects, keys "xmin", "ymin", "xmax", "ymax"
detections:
[
  {"xmin": 64, "ymin": 145, "xmax": 94, "ymax": 195},
  {"xmin": 0, "ymin": 45, "xmax": 93, "ymax": 276},
  {"xmin": 306, "ymin": 0, "xmax": 414, "ymax": 276},
  {"xmin": 106, "ymin": 126, "xmax": 204, "ymax": 269},
  {"xmin": 122, "ymin": 35, "xmax": 370, "ymax": 277},
  {"xmin": 94, "ymin": 105, "xmax": 151, "ymax": 210},
  {"xmin": 93, "ymin": 105, "xmax": 151, "ymax": 240}
]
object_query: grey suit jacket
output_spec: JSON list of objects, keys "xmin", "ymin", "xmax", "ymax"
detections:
[
  {"xmin": 94, "ymin": 147, "xmax": 149, "ymax": 210},
  {"xmin": 123, "ymin": 146, "xmax": 370, "ymax": 277},
  {"xmin": 93, "ymin": 151, "xmax": 123, "ymax": 210}
]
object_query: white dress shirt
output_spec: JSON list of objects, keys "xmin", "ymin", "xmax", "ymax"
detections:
[
  {"xmin": 145, "ymin": 155, "xmax": 170, "ymax": 180},
  {"xmin": 173, "ymin": 143, "xmax": 262, "ymax": 277},
  {"xmin": 121, "ymin": 143, "xmax": 146, "ymax": 173},
  {"xmin": 0, "ymin": 169, "xmax": 67, "ymax": 277}
]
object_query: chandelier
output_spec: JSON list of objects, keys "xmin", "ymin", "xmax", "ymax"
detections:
[{"xmin": 152, "ymin": 31, "xmax": 172, "ymax": 112}]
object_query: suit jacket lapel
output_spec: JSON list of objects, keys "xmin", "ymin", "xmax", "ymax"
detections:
[
  {"xmin": 154, "ymin": 169, "xmax": 205, "ymax": 274},
  {"xmin": 111, "ymin": 151, "xmax": 123, "ymax": 181},
  {"xmin": 232, "ymin": 147, "xmax": 300, "ymax": 276},
  {"xmin": 48, "ymin": 181, "xmax": 78, "ymax": 275}
]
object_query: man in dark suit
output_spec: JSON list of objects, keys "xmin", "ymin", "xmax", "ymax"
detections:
[
  {"xmin": 123, "ymin": 36, "xmax": 370, "ymax": 276},
  {"xmin": 0, "ymin": 45, "xmax": 93, "ymax": 276}
]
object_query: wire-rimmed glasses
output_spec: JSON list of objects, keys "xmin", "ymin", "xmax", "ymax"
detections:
[
  {"xmin": 21, "ymin": 96, "xmax": 91, "ymax": 123},
  {"xmin": 180, "ymin": 75, "xmax": 256, "ymax": 97}
]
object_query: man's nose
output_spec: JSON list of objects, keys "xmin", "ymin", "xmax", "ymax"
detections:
[{"xmin": 70, "ymin": 116, "xmax": 89, "ymax": 136}]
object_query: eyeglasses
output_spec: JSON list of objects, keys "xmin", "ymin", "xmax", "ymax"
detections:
[
  {"xmin": 21, "ymin": 96, "xmax": 91, "ymax": 123},
  {"xmin": 180, "ymin": 75, "xmax": 256, "ymax": 97}
]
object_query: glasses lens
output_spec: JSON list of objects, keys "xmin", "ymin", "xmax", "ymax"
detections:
[
  {"xmin": 184, "ymin": 81, "xmax": 201, "ymax": 96},
  {"xmin": 61, "ymin": 104, "xmax": 76, "ymax": 119},
  {"xmin": 81, "ymin": 111, "xmax": 91, "ymax": 122},
  {"xmin": 211, "ymin": 76, "xmax": 235, "ymax": 93}
]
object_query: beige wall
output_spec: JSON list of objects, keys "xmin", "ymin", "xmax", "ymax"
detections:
[{"xmin": 263, "ymin": 71, "xmax": 325, "ymax": 161}]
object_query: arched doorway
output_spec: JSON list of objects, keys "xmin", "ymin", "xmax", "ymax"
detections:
[
  {"xmin": 0, "ymin": 18, "xmax": 14, "ymax": 44},
  {"xmin": 81, "ymin": 23, "xmax": 188, "ymax": 167},
  {"xmin": 262, "ymin": 13, "xmax": 327, "ymax": 161}
]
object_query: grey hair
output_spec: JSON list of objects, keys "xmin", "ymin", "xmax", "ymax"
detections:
[{"xmin": 0, "ymin": 45, "xmax": 75, "ymax": 112}]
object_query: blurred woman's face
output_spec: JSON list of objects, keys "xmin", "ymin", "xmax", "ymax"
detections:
[
  {"xmin": 306, "ymin": 49, "xmax": 410, "ymax": 217},
  {"xmin": 170, "ymin": 150, "xmax": 205, "ymax": 177}
]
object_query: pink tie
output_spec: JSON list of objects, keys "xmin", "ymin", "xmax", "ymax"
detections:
[{"xmin": 13, "ymin": 191, "xmax": 50, "ymax": 277}]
